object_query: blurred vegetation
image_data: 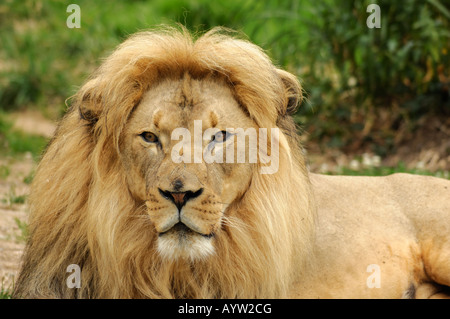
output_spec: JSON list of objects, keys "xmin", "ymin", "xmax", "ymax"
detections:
[
  {"xmin": 0, "ymin": 284, "xmax": 11, "ymax": 299},
  {"xmin": 0, "ymin": 112, "xmax": 48, "ymax": 159},
  {"xmin": 0, "ymin": 0, "xmax": 449, "ymax": 159},
  {"xmin": 336, "ymin": 161, "xmax": 449, "ymax": 179},
  {"xmin": 300, "ymin": 0, "xmax": 450, "ymax": 156}
]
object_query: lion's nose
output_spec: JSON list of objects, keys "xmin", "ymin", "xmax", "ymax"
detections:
[{"xmin": 158, "ymin": 188, "xmax": 203, "ymax": 211}]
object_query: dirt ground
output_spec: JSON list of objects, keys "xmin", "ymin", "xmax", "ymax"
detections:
[
  {"xmin": 0, "ymin": 111, "xmax": 449, "ymax": 293},
  {"xmin": 0, "ymin": 158, "xmax": 34, "ymax": 290},
  {"xmin": 0, "ymin": 111, "xmax": 55, "ymax": 291}
]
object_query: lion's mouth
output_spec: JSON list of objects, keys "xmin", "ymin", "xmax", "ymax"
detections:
[
  {"xmin": 156, "ymin": 222, "xmax": 216, "ymax": 260},
  {"xmin": 158, "ymin": 222, "xmax": 214, "ymax": 239}
]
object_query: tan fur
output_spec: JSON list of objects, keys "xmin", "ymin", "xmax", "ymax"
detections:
[
  {"xmin": 14, "ymin": 26, "xmax": 450, "ymax": 299},
  {"xmin": 295, "ymin": 173, "xmax": 450, "ymax": 298}
]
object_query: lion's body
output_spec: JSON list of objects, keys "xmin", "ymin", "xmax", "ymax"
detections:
[
  {"xmin": 14, "ymin": 27, "xmax": 450, "ymax": 299},
  {"xmin": 296, "ymin": 173, "xmax": 450, "ymax": 298}
]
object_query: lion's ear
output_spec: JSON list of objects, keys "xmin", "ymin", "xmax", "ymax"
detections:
[
  {"xmin": 77, "ymin": 80, "xmax": 103, "ymax": 126},
  {"xmin": 79, "ymin": 99, "xmax": 100, "ymax": 125},
  {"xmin": 276, "ymin": 69, "xmax": 303, "ymax": 116}
]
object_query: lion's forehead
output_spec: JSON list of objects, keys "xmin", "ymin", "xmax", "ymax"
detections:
[{"xmin": 130, "ymin": 77, "xmax": 253, "ymax": 132}]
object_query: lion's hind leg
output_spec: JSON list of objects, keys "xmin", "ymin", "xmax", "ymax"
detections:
[
  {"xmin": 420, "ymin": 237, "xmax": 450, "ymax": 299},
  {"xmin": 415, "ymin": 283, "xmax": 450, "ymax": 299}
]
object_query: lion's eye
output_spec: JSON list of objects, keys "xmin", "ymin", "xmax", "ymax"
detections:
[
  {"xmin": 212, "ymin": 130, "xmax": 231, "ymax": 143},
  {"xmin": 140, "ymin": 131, "xmax": 159, "ymax": 143}
]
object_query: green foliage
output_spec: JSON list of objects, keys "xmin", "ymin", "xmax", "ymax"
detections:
[{"xmin": 296, "ymin": 0, "xmax": 450, "ymax": 152}]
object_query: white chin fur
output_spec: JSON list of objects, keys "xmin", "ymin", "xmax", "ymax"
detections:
[{"xmin": 157, "ymin": 233, "xmax": 215, "ymax": 261}]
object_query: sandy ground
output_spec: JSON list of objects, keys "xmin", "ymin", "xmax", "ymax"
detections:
[
  {"xmin": 0, "ymin": 211, "xmax": 26, "ymax": 291},
  {"xmin": 0, "ymin": 158, "xmax": 34, "ymax": 290},
  {"xmin": 0, "ymin": 111, "xmax": 55, "ymax": 291}
]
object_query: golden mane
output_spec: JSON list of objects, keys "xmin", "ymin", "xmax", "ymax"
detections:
[{"xmin": 14, "ymin": 26, "xmax": 315, "ymax": 298}]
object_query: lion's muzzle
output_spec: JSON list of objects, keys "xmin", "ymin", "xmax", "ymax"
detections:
[
  {"xmin": 156, "ymin": 187, "xmax": 213, "ymax": 236},
  {"xmin": 146, "ymin": 183, "xmax": 224, "ymax": 260},
  {"xmin": 158, "ymin": 188, "xmax": 203, "ymax": 211}
]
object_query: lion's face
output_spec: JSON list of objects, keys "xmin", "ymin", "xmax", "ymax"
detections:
[
  {"xmin": 15, "ymin": 28, "xmax": 316, "ymax": 299},
  {"xmin": 120, "ymin": 76, "xmax": 258, "ymax": 261}
]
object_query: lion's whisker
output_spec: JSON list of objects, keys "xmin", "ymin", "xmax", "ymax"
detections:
[{"xmin": 220, "ymin": 215, "xmax": 254, "ymax": 232}]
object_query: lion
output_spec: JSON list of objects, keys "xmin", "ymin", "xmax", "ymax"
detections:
[{"xmin": 13, "ymin": 26, "xmax": 450, "ymax": 299}]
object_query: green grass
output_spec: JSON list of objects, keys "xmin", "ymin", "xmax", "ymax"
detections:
[
  {"xmin": 1, "ymin": 185, "xmax": 27, "ymax": 207},
  {"xmin": 336, "ymin": 164, "xmax": 449, "ymax": 179},
  {"xmin": 324, "ymin": 154, "xmax": 449, "ymax": 179},
  {"xmin": 0, "ymin": 0, "xmax": 314, "ymax": 114},
  {"xmin": 23, "ymin": 169, "xmax": 35, "ymax": 185},
  {"xmin": 14, "ymin": 217, "xmax": 29, "ymax": 243},
  {"xmin": 0, "ymin": 285, "xmax": 12, "ymax": 299},
  {"xmin": 0, "ymin": 164, "xmax": 10, "ymax": 180}
]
